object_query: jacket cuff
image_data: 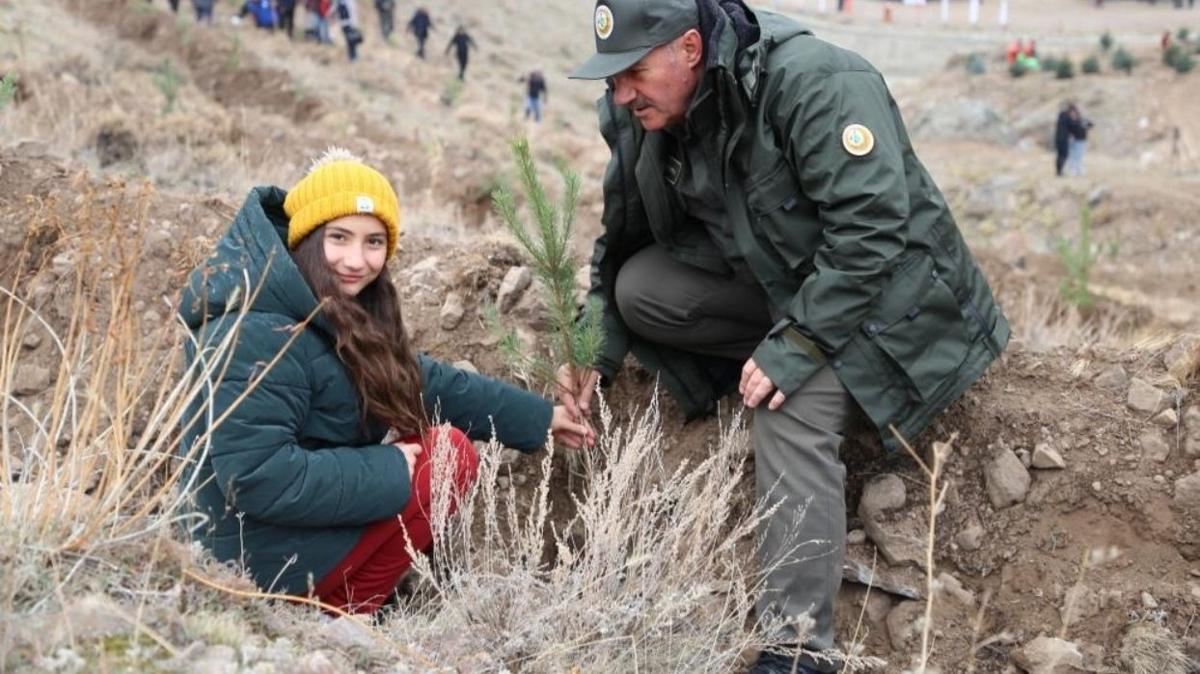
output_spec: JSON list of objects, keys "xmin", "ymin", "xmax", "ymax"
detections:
[{"xmin": 751, "ymin": 321, "xmax": 827, "ymax": 396}]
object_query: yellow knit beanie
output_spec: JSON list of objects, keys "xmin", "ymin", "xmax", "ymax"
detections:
[{"xmin": 283, "ymin": 147, "xmax": 401, "ymax": 259}]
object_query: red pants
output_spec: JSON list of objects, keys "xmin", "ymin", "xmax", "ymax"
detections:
[{"xmin": 311, "ymin": 426, "xmax": 478, "ymax": 614}]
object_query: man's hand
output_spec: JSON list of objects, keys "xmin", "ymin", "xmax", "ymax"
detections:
[
  {"xmin": 740, "ymin": 358, "xmax": 787, "ymax": 411},
  {"xmin": 555, "ymin": 364, "xmax": 601, "ymax": 419},
  {"xmin": 550, "ymin": 405, "xmax": 595, "ymax": 449}
]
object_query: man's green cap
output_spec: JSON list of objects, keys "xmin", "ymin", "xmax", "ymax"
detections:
[{"xmin": 569, "ymin": 0, "xmax": 700, "ymax": 80}]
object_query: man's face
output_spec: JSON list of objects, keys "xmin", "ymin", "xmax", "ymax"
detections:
[{"xmin": 609, "ymin": 32, "xmax": 702, "ymax": 131}]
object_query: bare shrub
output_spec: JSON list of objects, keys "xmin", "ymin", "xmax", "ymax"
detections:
[
  {"xmin": 380, "ymin": 400, "xmax": 797, "ymax": 673},
  {"xmin": 0, "ymin": 182, "xmax": 256, "ymax": 666},
  {"xmin": 1119, "ymin": 621, "xmax": 1193, "ymax": 674}
]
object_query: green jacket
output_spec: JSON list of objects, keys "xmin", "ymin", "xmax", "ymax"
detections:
[
  {"xmin": 588, "ymin": 6, "xmax": 1008, "ymax": 450},
  {"xmin": 178, "ymin": 187, "xmax": 552, "ymax": 595}
]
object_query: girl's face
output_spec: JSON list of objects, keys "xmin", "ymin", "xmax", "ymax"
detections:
[{"xmin": 322, "ymin": 214, "xmax": 388, "ymax": 297}]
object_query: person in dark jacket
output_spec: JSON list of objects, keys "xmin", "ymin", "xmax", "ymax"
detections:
[
  {"xmin": 407, "ymin": 7, "xmax": 433, "ymax": 58},
  {"xmin": 446, "ymin": 26, "xmax": 476, "ymax": 80},
  {"xmin": 178, "ymin": 149, "xmax": 591, "ymax": 615},
  {"xmin": 277, "ymin": 0, "xmax": 298, "ymax": 39},
  {"xmin": 524, "ymin": 69, "xmax": 548, "ymax": 122},
  {"xmin": 565, "ymin": 1, "xmax": 1007, "ymax": 671},
  {"xmin": 1054, "ymin": 102, "xmax": 1089, "ymax": 177},
  {"xmin": 374, "ymin": 0, "xmax": 396, "ymax": 42}
]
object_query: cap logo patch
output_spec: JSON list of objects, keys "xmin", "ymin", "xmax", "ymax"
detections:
[
  {"xmin": 842, "ymin": 124, "xmax": 875, "ymax": 157},
  {"xmin": 356, "ymin": 195, "xmax": 375, "ymax": 213},
  {"xmin": 595, "ymin": 4, "xmax": 614, "ymax": 40}
]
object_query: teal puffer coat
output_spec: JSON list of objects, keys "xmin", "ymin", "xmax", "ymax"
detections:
[{"xmin": 178, "ymin": 186, "xmax": 552, "ymax": 594}]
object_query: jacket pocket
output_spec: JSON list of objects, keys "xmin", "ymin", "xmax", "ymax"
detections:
[
  {"xmin": 860, "ymin": 253, "xmax": 970, "ymax": 402},
  {"xmin": 746, "ymin": 160, "xmax": 818, "ymax": 273}
]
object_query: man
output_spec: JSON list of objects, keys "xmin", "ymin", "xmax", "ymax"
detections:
[
  {"xmin": 524, "ymin": 69, "xmax": 548, "ymax": 123},
  {"xmin": 563, "ymin": 1, "xmax": 1008, "ymax": 671},
  {"xmin": 407, "ymin": 7, "xmax": 433, "ymax": 59},
  {"xmin": 446, "ymin": 26, "xmax": 477, "ymax": 81},
  {"xmin": 374, "ymin": 0, "xmax": 396, "ymax": 43}
]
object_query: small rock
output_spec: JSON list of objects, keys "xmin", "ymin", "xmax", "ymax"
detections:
[
  {"xmin": 936, "ymin": 572, "xmax": 975, "ymax": 606},
  {"xmin": 439, "ymin": 292, "xmax": 465, "ymax": 330},
  {"xmin": 1032, "ymin": 443, "xmax": 1066, "ymax": 469},
  {"xmin": 497, "ymin": 266, "xmax": 533, "ymax": 313},
  {"xmin": 13, "ymin": 364, "xmax": 51, "ymax": 395},
  {"xmin": 294, "ymin": 651, "xmax": 341, "ymax": 674},
  {"xmin": 1086, "ymin": 186, "xmax": 1109, "ymax": 208},
  {"xmin": 496, "ymin": 476, "xmax": 510, "ymax": 489},
  {"xmin": 1140, "ymin": 433, "xmax": 1171, "ymax": 463},
  {"xmin": 51, "ymin": 252, "xmax": 75, "ymax": 279},
  {"xmin": 1093, "ymin": 364, "xmax": 1128, "ymax": 392},
  {"xmin": 1013, "ymin": 635, "xmax": 1085, "ymax": 673},
  {"xmin": 452, "ymin": 360, "xmax": 478, "ymax": 374},
  {"xmin": 513, "ymin": 473, "xmax": 528, "ymax": 487},
  {"xmin": 1015, "ymin": 448, "xmax": 1032, "ymax": 468},
  {"xmin": 885, "ymin": 600, "xmax": 924, "ymax": 650},
  {"xmin": 858, "ymin": 473, "xmax": 906, "ymax": 519},
  {"xmin": 21, "ymin": 331, "xmax": 42, "ymax": 349},
  {"xmin": 499, "ymin": 448, "xmax": 523, "ymax": 465},
  {"xmin": 1154, "ymin": 474, "xmax": 1166, "ymax": 484},
  {"xmin": 1127, "ymin": 378, "xmax": 1167, "ymax": 415},
  {"xmin": 320, "ymin": 616, "xmax": 375, "ymax": 650},
  {"xmin": 984, "ymin": 449, "xmax": 1031, "ymax": 509},
  {"xmin": 1140, "ymin": 591, "xmax": 1158, "ymax": 609},
  {"xmin": 846, "ymin": 529, "xmax": 867, "ymax": 545},
  {"xmin": 863, "ymin": 591, "xmax": 894, "ymax": 624},
  {"xmin": 1163, "ymin": 335, "xmax": 1200, "ymax": 375},
  {"xmin": 1186, "ymin": 435, "xmax": 1200, "ymax": 459},
  {"xmin": 863, "ymin": 511, "xmax": 927, "ymax": 568},
  {"xmin": 1175, "ymin": 472, "xmax": 1200, "ymax": 509},
  {"xmin": 1153, "ymin": 409, "xmax": 1179, "ymax": 429},
  {"xmin": 956, "ymin": 520, "xmax": 985, "ymax": 551},
  {"xmin": 1184, "ymin": 406, "xmax": 1200, "ymax": 430},
  {"xmin": 1092, "ymin": 481, "xmax": 1103, "ymax": 492}
]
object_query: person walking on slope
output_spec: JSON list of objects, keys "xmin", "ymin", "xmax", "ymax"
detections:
[
  {"xmin": 407, "ymin": 7, "xmax": 433, "ymax": 59},
  {"xmin": 446, "ymin": 26, "xmax": 477, "ymax": 80},
  {"xmin": 336, "ymin": 0, "xmax": 365, "ymax": 62},
  {"xmin": 524, "ymin": 70, "xmax": 548, "ymax": 122},
  {"xmin": 192, "ymin": 0, "xmax": 215, "ymax": 25},
  {"xmin": 277, "ymin": 0, "xmax": 298, "ymax": 39},
  {"xmin": 564, "ymin": 1, "xmax": 1008, "ymax": 671},
  {"xmin": 374, "ymin": 0, "xmax": 396, "ymax": 43},
  {"xmin": 1054, "ymin": 102, "xmax": 1087, "ymax": 177},
  {"xmin": 1065, "ymin": 105, "xmax": 1094, "ymax": 177},
  {"xmin": 177, "ymin": 148, "xmax": 592, "ymax": 615},
  {"xmin": 237, "ymin": 0, "xmax": 277, "ymax": 30}
]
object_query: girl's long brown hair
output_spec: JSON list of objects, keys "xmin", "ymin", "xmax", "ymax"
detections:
[{"xmin": 292, "ymin": 227, "xmax": 426, "ymax": 436}]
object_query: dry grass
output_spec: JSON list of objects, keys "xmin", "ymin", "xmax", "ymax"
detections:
[
  {"xmin": 1119, "ymin": 621, "xmax": 1194, "ymax": 674},
  {"xmin": 379, "ymin": 400, "xmax": 796, "ymax": 672}
]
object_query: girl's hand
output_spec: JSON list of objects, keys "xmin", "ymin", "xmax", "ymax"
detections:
[
  {"xmin": 393, "ymin": 441, "xmax": 422, "ymax": 481},
  {"xmin": 551, "ymin": 405, "xmax": 594, "ymax": 449}
]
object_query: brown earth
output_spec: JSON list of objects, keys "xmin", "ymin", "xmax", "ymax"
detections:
[{"xmin": 3, "ymin": 0, "xmax": 1200, "ymax": 671}]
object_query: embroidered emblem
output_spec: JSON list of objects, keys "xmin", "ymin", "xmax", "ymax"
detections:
[
  {"xmin": 356, "ymin": 195, "xmax": 375, "ymax": 213},
  {"xmin": 595, "ymin": 4, "xmax": 614, "ymax": 40},
  {"xmin": 842, "ymin": 124, "xmax": 875, "ymax": 157}
]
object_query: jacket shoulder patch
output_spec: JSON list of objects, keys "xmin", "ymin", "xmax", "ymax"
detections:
[{"xmin": 842, "ymin": 124, "xmax": 875, "ymax": 157}]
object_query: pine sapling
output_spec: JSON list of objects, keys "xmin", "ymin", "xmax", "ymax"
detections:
[{"xmin": 490, "ymin": 137, "xmax": 603, "ymax": 408}]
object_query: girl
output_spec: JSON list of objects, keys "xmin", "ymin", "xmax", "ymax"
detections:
[{"xmin": 179, "ymin": 149, "xmax": 590, "ymax": 614}]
